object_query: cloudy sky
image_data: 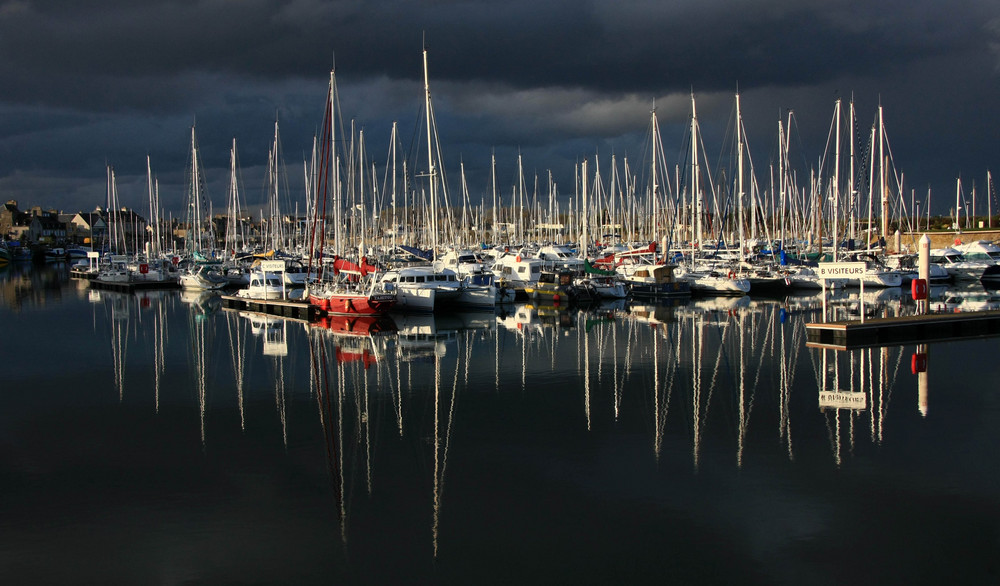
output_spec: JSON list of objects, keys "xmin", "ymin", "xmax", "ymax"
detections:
[{"xmin": 1, "ymin": 0, "xmax": 998, "ymax": 219}]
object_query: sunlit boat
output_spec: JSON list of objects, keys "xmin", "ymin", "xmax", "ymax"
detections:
[
  {"xmin": 236, "ymin": 269, "xmax": 285, "ymax": 300},
  {"xmin": 677, "ymin": 265, "xmax": 751, "ymax": 295},
  {"xmin": 308, "ymin": 284, "xmax": 397, "ymax": 316},
  {"xmin": 377, "ymin": 265, "xmax": 461, "ymax": 312},
  {"xmin": 596, "ymin": 243, "xmax": 692, "ymax": 298},
  {"xmin": 179, "ymin": 264, "xmax": 228, "ymax": 290},
  {"xmin": 931, "ymin": 247, "xmax": 993, "ymax": 281}
]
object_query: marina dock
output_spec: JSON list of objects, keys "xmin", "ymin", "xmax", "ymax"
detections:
[
  {"xmin": 89, "ymin": 279, "xmax": 180, "ymax": 293},
  {"xmin": 220, "ymin": 294, "xmax": 318, "ymax": 321},
  {"xmin": 806, "ymin": 310, "xmax": 1000, "ymax": 349}
]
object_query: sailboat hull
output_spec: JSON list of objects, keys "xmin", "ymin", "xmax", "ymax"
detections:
[{"xmin": 309, "ymin": 292, "xmax": 397, "ymax": 316}]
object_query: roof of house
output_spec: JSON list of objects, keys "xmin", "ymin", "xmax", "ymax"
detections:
[{"xmin": 105, "ymin": 208, "xmax": 147, "ymax": 224}]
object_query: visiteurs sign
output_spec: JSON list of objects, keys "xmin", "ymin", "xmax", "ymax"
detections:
[{"xmin": 817, "ymin": 262, "xmax": 866, "ymax": 278}]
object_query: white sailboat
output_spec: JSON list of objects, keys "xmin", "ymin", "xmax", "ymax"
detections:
[
  {"xmin": 681, "ymin": 93, "xmax": 751, "ymax": 295},
  {"xmin": 178, "ymin": 124, "xmax": 228, "ymax": 290},
  {"xmin": 376, "ymin": 45, "xmax": 470, "ymax": 312}
]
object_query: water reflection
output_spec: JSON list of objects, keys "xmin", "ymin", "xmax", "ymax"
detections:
[
  {"xmin": 813, "ymin": 340, "xmax": 938, "ymax": 467},
  {"xmin": 0, "ymin": 263, "xmax": 71, "ymax": 311},
  {"xmin": 82, "ymin": 283, "xmax": 974, "ymax": 562}
]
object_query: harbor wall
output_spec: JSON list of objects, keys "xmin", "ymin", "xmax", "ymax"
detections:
[{"xmin": 896, "ymin": 230, "xmax": 1000, "ymax": 252}]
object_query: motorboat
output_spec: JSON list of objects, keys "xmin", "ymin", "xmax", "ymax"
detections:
[
  {"xmin": 377, "ymin": 265, "xmax": 461, "ymax": 312},
  {"xmin": 236, "ymin": 269, "xmax": 285, "ymax": 300},
  {"xmin": 179, "ymin": 264, "xmax": 228, "ymax": 290}
]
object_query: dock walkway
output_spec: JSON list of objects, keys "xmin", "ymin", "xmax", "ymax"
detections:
[
  {"xmin": 89, "ymin": 279, "xmax": 180, "ymax": 293},
  {"xmin": 806, "ymin": 310, "xmax": 1000, "ymax": 349},
  {"xmin": 220, "ymin": 295, "xmax": 317, "ymax": 321}
]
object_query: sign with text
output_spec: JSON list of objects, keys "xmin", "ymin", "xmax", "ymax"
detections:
[
  {"xmin": 819, "ymin": 391, "xmax": 867, "ymax": 410},
  {"xmin": 817, "ymin": 262, "xmax": 865, "ymax": 278},
  {"xmin": 259, "ymin": 260, "xmax": 286, "ymax": 272}
]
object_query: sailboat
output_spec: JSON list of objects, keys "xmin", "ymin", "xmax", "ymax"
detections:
[
  {"xmin": 570, "ymin": 158, "xmax": 627, "ymax": 299},
  {"xmin": 305, "ymin": 67, "xmax": 398, "ymax": 316},
  {"xmin": 178, "ymin": 125, "xmax": 228, "ymax": 291},
  {"xmin": 595, "ymin": 106, "xmax": 691, "ymax": 298},
  {"xmin": 374, "ymin": 45, "xmax": 470, "ymax": 312},
  {"xmin": 130, "ymin": 157, "xmax": 180, "ymax": 286},
  {"xmin": 220, "ymin": 139, "xmax": 252, "ymax": 287},
  {"xmin": 309, "ymin": 258, "xmax": 397, "ymax": 315},
  {"xmin": 674, "ymin": 94, "xmax": 749, "ymax": 294}
]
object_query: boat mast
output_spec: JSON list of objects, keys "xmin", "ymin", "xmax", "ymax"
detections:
[
  {"xmin": 517, "ymin": 152, "xmax": 525, "ymax": 246},
  {"xmin": 189, "ymin": 125, "xmax": 203, "ymax": 253},
  {"xmin": 833, "ymin": 98, "xmax": 841, "ymax": 261},
  {"xmin": 331, "ymin": 69, "xmax": 342, "ymax": 257},
  {"xmin": 391, "ymin": 121, "xmax": 399, "ymax": 251},
  {"xmin": 651, "ymin": 104, "xmax": 660, "ymax": 246},
  {"xmin": 490, "ymin": 151, "xmax": 498, "ymax": 246},
  {"xmin": 691, "ymin": 93, "xmax": 702, "ymax": 247},
  {"xmin": 460, "ymin": 160, "xmax": 470, "ymax": 246},
  {"xmin": 581, "ymin": 158, "xmax": 589, "ymax": 260},
  {"xmin": 736, "ymin": 92, "xmax": 746, "ymax": 261},
  {"xmin": 972, "ymin": 181, "xmax": 977, "ymax": 229},
  {"xmin": 955, "ymin": 177, "xmax": 962, "ymax": 231},
  {"xmin": 849, "ymin": 99, "xmax": 856, "ymax": 247},
  {"xmin": 147, "ymin": 155, "xmax": 159, "ymax": 258},
  {"xmin": 879, "ymin": 105, "xmax": 888, "ymax": 245},
  {"xmin": 226, "ymin": 139, "xmax": 242, "ymax": 257},
  {"xmin": 423, "ymin": 44, "xmax": 438, "ymax": 261},
  {"xmin": 866, "ymin": 123, "xmax": 876, "ymax": 248},
  {"xmin": 989, "ymin": 170, "xmax": 993, "ymax": 228},
  {"xmin": 777, "ymin": 117, "xmax": 785, "ymax": 253}
]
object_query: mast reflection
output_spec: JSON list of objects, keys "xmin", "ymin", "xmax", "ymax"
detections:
[{"xmin": 89, "ymin": 285, "xmax": 950, "ymax": 560}]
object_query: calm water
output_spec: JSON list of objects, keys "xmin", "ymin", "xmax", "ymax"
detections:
[{"xmin": 1, "ymin": 263, "xmax": 999, "ymax": 585}]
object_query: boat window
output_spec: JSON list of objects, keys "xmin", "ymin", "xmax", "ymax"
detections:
[
  {"xmin": 436, "ymin": 275, "xmax": 447, "ymax": 282},
  {"xmin": 415, "ymin": 276, "xmax": 425, "ymax": 283},
  {"xmin": 517, "ymin": 266, "xmax": 526, "ymax": 274},
  {"xmin": 531, "ymin": 266, "xmax": 540, "ymax": 274}
]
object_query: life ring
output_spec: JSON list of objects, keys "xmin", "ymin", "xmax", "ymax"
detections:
[
  {"xmin": 728, "ymin": 270, "xmax": 735, "ymax": 279},
  {"xmin": 515, "ymin": 255, "xmax": 522, "ymax": 262}
]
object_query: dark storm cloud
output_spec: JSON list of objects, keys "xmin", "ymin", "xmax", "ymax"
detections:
[
  {"xmin": 0, "ymin": 0, "xmax": 996, "ymax": 215},
  {"xmin": 0, "ymin": 0, "xmax": 978, "ymax": 104}
]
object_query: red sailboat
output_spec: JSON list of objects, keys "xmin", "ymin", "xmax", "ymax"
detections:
[{"xmin": 303, "ymin": 68, "xmax": 396, "ymax": 316}]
